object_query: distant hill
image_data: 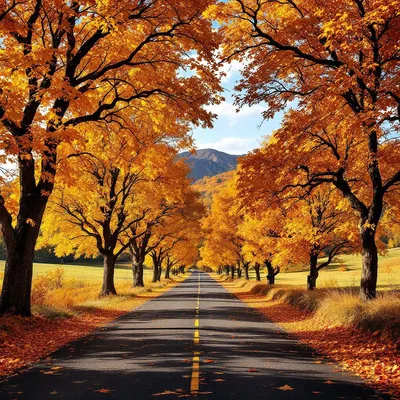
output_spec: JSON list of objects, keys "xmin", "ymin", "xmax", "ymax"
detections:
[
  {"xmin": 179, "ymin": 149, "xmax": 242, "ymax": 181},
  {"xmin": 193, "ymin": 170, "xmax": 235, "ymax": 208}
]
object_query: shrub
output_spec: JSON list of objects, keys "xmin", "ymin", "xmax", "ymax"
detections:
[
  {"xmin": 315, "ymin": 292, "xmax": 400, "ymax": 340},
  {"xmin": 320, "ymin": 278, "xmax": 339, "ymax": 288},
  {"xmin": 31, "ymin": 276, "xmax": 51, "ymax": 308},
  {"xmin": 46, "ymin": 267, "xmax": 65, "ymax": 289}
]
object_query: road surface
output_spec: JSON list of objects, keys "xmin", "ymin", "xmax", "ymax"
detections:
[{"xmin": 0, "ymin": 271, "xmax": 387, "ymax": 399}]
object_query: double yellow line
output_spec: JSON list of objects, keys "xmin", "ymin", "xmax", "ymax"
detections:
[{"xmin": 190, "ymin": 273, "xmax": 201, "ymax": 394}]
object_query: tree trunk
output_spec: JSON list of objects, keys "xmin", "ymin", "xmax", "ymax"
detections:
[
  {"xmin": 254, "ymin": 263, "xmax": 261, "ymax": 281},
  {"xmin": 157, "ymin": 266, "xmax": 162, "ymax": 281},
  {"xmin": 132, "ymin": 256, "xmax": 144, "ymax": 287},
  {"xmin": 267, "ymin": 274, "xmax": 275, "ymax": 285},
  {"xmin": 237, "ymin": 261, "xmax": 242, "ymax": 278},
  {"xmin": 225, "ymin": 265, "xmax": 230, "ymax": 276},
  {"xmin": 0, "ymin": 228, "xmax": 38, "ymax": 316},
  {"xmin": 230, "ymin": 266, "xmax": 235, "ymax": 279},
  {"xmin": 152, "ymin": 263, "xmax": 159, "ymax": 283},
  {"xmin": 265, "ymin": 260, "xmax": 279, "ymax": 285},
  {"xmin": 100, "ymin": 253, "xmax": 117, "ymax": 296},
  {"xmin": 164, "ymin": 265, "xmax": 171, "ymax": 279},
  {"xmin": 244, "ymin": 264, "xmax": 249, "ymax": 280},
  {"xmin": 307, "ymin": 252, "xmax": 319, "ymax": 290},
  {"xmin": 360, "ymin": 227, "xmax": 378, "ymax": 300}
]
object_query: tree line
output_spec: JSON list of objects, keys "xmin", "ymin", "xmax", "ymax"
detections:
[
  {"xmin": 0, "ymin": 0, "xmax": 399, "ymax": 316},
  {"xmin": 0, "ymin": 0, "xmax": 220, "ymax": 316},
  {"xmin": 200, "ymin": 0, "xmax": 400, "ymax": 300}
]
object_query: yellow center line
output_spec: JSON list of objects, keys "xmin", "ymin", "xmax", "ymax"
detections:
[{"xmin": 190, "ymin": 273, "xmax": 201, "ymax": 394}]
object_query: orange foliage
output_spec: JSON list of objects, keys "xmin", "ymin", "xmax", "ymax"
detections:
[{"xmin": 214, "ymin": 0, "xmax": 400, "ymax": 300}]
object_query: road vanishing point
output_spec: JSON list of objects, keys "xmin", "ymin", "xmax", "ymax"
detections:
[{"xmin": 0, "ymin": 271, "xmax": 388, "ymax": 400}]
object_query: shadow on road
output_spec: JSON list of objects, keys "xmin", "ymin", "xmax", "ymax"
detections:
[{"xmin": 0, "ymin": 271, "xmax": 387, "ymax": 400}]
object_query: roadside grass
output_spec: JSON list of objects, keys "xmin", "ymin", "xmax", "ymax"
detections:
[{"xmin": 218, "ymin": 278, "xmax": 400, "ymax": 340}]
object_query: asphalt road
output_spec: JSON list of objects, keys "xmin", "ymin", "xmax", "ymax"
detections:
[{"xmin": 0, "ymin": 271, "xmax": 388, "ymax": 399}]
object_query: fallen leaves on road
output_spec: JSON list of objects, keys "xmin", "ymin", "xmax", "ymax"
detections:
[
  {"xmin": 95, "ymin": 388, "xmax": 113, "ymax": 393},
  {"xmin": 0, "ymin": 310, "xmax": 121, "ymax": 377},
  {"xmin": 277, "ymin": 384, "xmax": 294, "ymax": 391}
]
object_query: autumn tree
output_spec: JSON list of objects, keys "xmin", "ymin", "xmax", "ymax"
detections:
[
  {"xmin": 200, "ymin": 175, "xmax": 248, "ymax": 279},
  {"xmin": 165, "ymin": 239, "xmax": 200, "ymax": 279},
  {"xmin": 239, "ymin": 208, "xmax": 284, "ymax": 283},
  {"xmin": 215, "ymin": 0, "xmax": 400, "ymax": 299},
  {"xmin": 0, "ymin": 0, "xmax": 221, "ymax": 315},
  {"xmin": 127, "ymin": 157, "xmax": 204, "ymax": 287},
  {"xmin": 287, "ymin": 189, "xmax": 359, "ymax": 289},
  {"xmin": 149, "ymin": 190, "xmax": 204, "ymax": 282},
  {"xmin": 38, "ymin": 120, "xmax": 177, "ymax": 296}
]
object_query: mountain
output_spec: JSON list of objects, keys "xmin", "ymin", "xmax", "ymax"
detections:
[{"xmin": 179, "ymin": 149, "xmax": 242, "ymax": 181}]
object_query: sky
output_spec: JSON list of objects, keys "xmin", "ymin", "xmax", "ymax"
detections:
[{"xmin": 192, "ymin": 60, "xmax": 284, "ymax": 155}]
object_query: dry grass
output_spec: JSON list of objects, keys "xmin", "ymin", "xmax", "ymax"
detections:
[
  {"xmin": 0, "ymin": 263, "xmax": 180, "ymax": 317},
  {"xmin": 216, "ymin": 277, "xmax": 400, "ymax": 340},
  {"xmin": 31, "ymin": 270, "xmax": 171, "ymax": 317},
  {"xmin": 315, "ymin": 292, "xmax": 400, "ymax": 339}
]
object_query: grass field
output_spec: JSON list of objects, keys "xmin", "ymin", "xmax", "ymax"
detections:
[
  {"xmin": 0, "ymin": 259, "xmax": 137, "ymax": 283},
  {"xmin": 244, "ymin": 247, "xmax": 400, "ymax": 291}
]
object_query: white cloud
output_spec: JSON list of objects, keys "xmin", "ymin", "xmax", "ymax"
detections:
[
  {"xmin": 205, "ymin": 101, "xmax": 265, "ymax": 126},
  {"xmin": 197, "ymin": 137, "xmax": 258, "ymax": 155},
  {"xmin": 219, "ymin": 60, "xmax": 243, "ymax": 83}
]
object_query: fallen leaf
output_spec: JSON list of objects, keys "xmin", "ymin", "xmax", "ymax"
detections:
[
  {"xmin": 277, "ymin": 384, "xmax": 294, "ymax": 391},
  {"xmin": 95, "ymin": 388, "xmax": 113, "ymax": 393}
]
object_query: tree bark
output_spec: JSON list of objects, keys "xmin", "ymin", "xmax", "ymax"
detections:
[
  {"xmin": 100, "ymin": 253, "xmax": 117, "ymax": 296},
  {"xmin": 307, "ymin": 252, "xmax": 319, "ymax": 290},
  {"xmin": 0, "ymin": 228, "xmax": 38, "ymax": 316},
  {"xmin": 254, "ymin": 263, "xmax": 261, "ymax": 281},
  {"xmin": 230, "ymin": 266, "xmax": 235, "ymax": 279},
  {"xmin": 164, "ymin": 265, "xmax": 171, "ymax": 279},
  {"xmin": 237, "ymin": 267, "xmax": 242, "ymax": 278},
  {"xmin": 157, "ymin": 265, "xmax": 162, "ymax": 281},
  {"xmin": 265, "ymin": 260, "xmax": 279, "ymax": 285},
  {"xmin": 360, "ymin": 227, "xmax": 378, "ymax": 300},
  {"xmin": 243, "ymin": 263, "xmax": 250, "ymax": 280},
  {"xmin": 132, "ymin": 255, "xmax": 144, "ymax": 287},
  {"xmin": 152, "ymin": 263, "xmax": 159, "ymax": 283}
]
